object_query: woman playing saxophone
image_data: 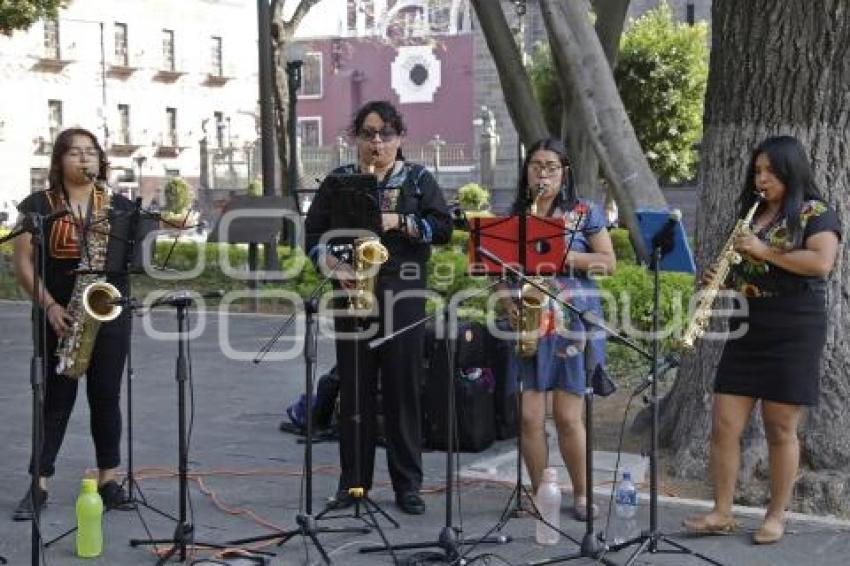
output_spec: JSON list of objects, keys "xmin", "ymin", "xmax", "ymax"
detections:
[
  {"xmin": 11, "ymin": 127, "xmax": 134, "ymax": 520},
  {"xmin": 683, "ymin": 135, "xmax": 841, "ymax": 544}
]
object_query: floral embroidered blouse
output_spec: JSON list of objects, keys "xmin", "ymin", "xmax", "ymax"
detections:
[{"xmin": 727, "ymin": 199, "xmax": 841, "ymax": 298}]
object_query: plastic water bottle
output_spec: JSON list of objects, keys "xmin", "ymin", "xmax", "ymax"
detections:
[
  {"xmin": 535, "ymin": 467, "xmax": 562, "ymax": 545},
  {"xmin": 612, "ymin": 471, "xmax": 638, "ymax": 545},
  {"xmin": 76, "ymin": 478, "xmax": 104, "ymax": 558}
]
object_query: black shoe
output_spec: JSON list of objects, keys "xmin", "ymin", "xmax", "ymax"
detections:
[
  {"xmin": 395, "ymin": 491, "xmax": 426, "ymax": 515},
  {"xmin": 324, "ymin": 489, "xmax": 357, "ymax": 511},
  {"xmin": 98, "ymin": 480, "xmax": 131, "ymax": 510},
  {"xmin": 12, "ymin": 486, "xmax": 47, "ymax": 521}
]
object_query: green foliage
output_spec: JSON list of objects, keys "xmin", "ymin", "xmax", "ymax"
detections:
[
  {"xmin": 246, "ymin": 177, "xmax": 262, "ymax": 197},
  {"xmin": 456, "ymin": 183, "xmax": 491, "ymax": 211},
  {"xmin": 527, "ymin": 2, "xmax": 708, "ymax": 183},
  {"xmin": 615, "ymin": 2, "xmax": 708, "ymax": 183},
  {"xmin": 0, "ymin": 0, "xmax": 67, "ymax": 36},
  {"xmin": 163, "ymin": 177, "xmax": 192, "ymax": 214},
  {"xmin": 609, "ymin": 228, "xmax": 637, "ymax": 265}
]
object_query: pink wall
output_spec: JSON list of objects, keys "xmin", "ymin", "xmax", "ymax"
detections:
[{"xmin": 296, "ymin": 36, "xmax": 474, "ymax": 148}]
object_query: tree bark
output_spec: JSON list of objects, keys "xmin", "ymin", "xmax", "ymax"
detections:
[
  {"xmin": 660, "ymin": 0, "xmax": 850, "ymax": 515},
  {"xmin": 470, "ymin": 0, "xmax": 549, "ymax": 147},
  {"xmin": 541, "ymin": 0, "xmax": 665, "ymax": 261}
]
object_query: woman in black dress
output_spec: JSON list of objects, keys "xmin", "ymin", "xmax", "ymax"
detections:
[{"xmin": 684, "ymin": 136, "xmax": 841, "ymax": 544}]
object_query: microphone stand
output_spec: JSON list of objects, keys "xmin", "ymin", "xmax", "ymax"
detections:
[
  {"xmin": 476, "ymin": 247, "xmax": 651, "ymax": 566},
  {"xmin": 1, "ymin": 212, "xmax": 55, "ymax": 566},
  {"xmin": 359, "ymin": 278, "xmax": 511, "ymax": 563},
  {"xmin": 223, "ymin": 257, "xmax": 371, "ymax": 565}
]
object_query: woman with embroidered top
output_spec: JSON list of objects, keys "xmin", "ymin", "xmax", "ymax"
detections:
[
  {"xmin": 11, "ymin": 127, "xmax": 134, "ymax": 520},
  {"xmin": 683, "ymin": 135, "xmax": 841, "ymax": 544},
  {"xmin": 497, "ymin": 137, "xmax": 616, "ymax": 521},
  {"xmin": 304, "ymin": 100, "xmax": 452, "ymax": 515}
]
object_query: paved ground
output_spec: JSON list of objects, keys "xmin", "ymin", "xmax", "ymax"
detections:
[{"xmin": 1, "ymin": 300, "xmax": 849, "ymax": 566}]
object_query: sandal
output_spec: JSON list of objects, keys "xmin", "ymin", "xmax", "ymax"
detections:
[
  {"xmin": 682, "ymin": 513, "xmax": 740, "ymax": 535},
  {"xmin": 753, "ymin": 517, "xmax": 785, "ymax": 545}
]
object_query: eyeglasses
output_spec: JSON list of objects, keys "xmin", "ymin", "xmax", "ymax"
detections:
[
  {"xmin": 66, "ymin": 147, "xmax": 100, "ymax": 158},
  {"xmin": 357, "ymin": 127, "xmax": 399, "ymax": 141},
  {"xmin": 529, "ymin": 161, "xmax": 564, "ymax": 176}
]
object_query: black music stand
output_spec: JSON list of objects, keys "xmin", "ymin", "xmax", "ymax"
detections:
[{"xmin": 604, "ymin": 211, "xmax": 724, "ymax": 566}]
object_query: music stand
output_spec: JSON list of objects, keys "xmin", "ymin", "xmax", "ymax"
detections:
[{"xmin": 605, "ymin": 211, "xmax": 724, "ymax": 566}]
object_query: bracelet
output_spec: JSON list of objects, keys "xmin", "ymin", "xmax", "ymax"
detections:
[
  {"xmin": 45, "ymin": 302, "xmax": 59, "ymax": 314},
  {"xmin": 398, "ymin": 213, "xmax": 407, "ymax": 233}
]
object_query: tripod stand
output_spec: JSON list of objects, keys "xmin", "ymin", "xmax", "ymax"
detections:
[
  {"xmin": 224, "ymin": 294, "xmax": 372, "ymax": 565},
  {"xmin": 360, "ymin": 288, "xmax": 509, "ymax": 562},
  {"xmin": 604, "ymin": 243, "xmax": 724, "ymax": 566},
  {"xmin": 130, "ymin": 295, "xmax": 228, "ymax": 564}
]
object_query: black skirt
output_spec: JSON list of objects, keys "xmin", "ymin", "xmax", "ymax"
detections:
[{"xmin": 714, "ymin": 294, "xmax": 827, "ymax": 406}]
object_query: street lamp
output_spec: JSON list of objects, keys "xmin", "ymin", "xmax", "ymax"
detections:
[
  {"xmin": 133, "ymin": 153, "xmax": 147, "ymax": 202},
  {"xmin": 285, "ymin": 43, "xmax": 304, "ymax": 199}
]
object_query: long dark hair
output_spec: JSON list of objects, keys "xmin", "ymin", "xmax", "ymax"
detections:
[
  {"xmin": 510, "ymin": 137, "xmax": 576, "ymax": 215},
  {"xmin": 349, "ymin": 100, "xmax": 406, "ymax": 160},
  {"xmin": 47, "ymin": 127, "xmax": 108, "ymax": 195},
  {"xmin": 739, "ymin": 135, "xmax": 823, "ymax": 246}
]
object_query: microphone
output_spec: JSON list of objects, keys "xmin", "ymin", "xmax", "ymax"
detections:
[
  {"xmin": 150, "ymin": 290, "xmax": 224, "ymax": 308},
  {"xmin": 650, "ymin": 209, "xmax": 682, "ymax": 255}
]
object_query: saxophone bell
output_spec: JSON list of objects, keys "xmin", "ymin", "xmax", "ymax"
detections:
[{"xmin": 82, "ymin": 281, "xmax": 123, "ymax": 322}]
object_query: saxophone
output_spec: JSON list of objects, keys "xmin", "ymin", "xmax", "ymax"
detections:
[
  {"xmin": 56, "ymin": 181, "xmax": 123, "ymax": 378},
  {"xmin": 516, "ymin": 185, "xmax": 549, "ymax": 357},
  {"xmin": 349, "ymin": 236, "xmax": 388, "ymax": 314},
  {"xmin": 681, "ymin": 194, "xmax": 763, "ymax": 349},
  {"xmin": 517, "ymin": 277, "xmax": 548, "ymax": 357}
]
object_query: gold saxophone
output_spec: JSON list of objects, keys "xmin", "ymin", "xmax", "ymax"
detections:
[
  {"xmin": 349, "ymin": 236, "xmax": 388, "ymax": 314},
  {"xmin": 681, "ymin": 195, "xmax": 763, "ymax": 349},
  {"xmin": 517, "ymin": 277, "xmax": 548, "ymax": 357},
  {"xmin": 56, "ymin": 181, "xmax": 123, "ymax": 378}
]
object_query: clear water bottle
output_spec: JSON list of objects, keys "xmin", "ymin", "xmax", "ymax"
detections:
[
  {"xmin": 612, "ymin": 471, "xmax": 638, "ymax": 545},
  {"xmin": 76, "ymin": 478, "xmax": 104, "ymax": 558},
  {"xmin": 535, "ymin": 467, "xmax": 562, "ymax": 545}
]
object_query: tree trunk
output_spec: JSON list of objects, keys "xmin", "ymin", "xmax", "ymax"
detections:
[
  {"xmin": 541, "ymin": 0, "xmax": 665, "ymax": 261},
  {"xmin": 660, "ymin": 0, "xmax": 850, "ymax": 515},
  {"xmin": 470, "ymin": 0, "xmax": 549, "ymax": 147},
  {"xmin": 567, "ymin": 0, "xmax": 631, "ymax": 202}
]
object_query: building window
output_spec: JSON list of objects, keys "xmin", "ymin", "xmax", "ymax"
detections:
[
  {"xmin": 211, "ymin": 36, "xmax": 223, "ymax": 76},
  {"xmin": 47, "ymin": 100, "xmax": 63, "ymax": 143},
  {"xmin": 686, "ymin": 2, "xmax": 695, "ymax": 25},
  {"xmin": 44, "ymin": 19, "xmax": 60, "ymax": 59},
  {"xmin": 347, "ymin": 0, "xmax": 357, "ymax": 32},
  {"xmin": 118, "ymin": 104, "xmax": 131, "ymax": 144},
  {"xmin": 30, "ymin": 168, "xmax": 49, "ymax": 193},
  {"xmin": 298, "ymin": 118, "xmax": 321, "ymax": 147},
  {"xmin": 300, "ymin": 52, "xmax": 322, "ymax": 97},
  {"xmin": 162, "ymin": 29, "xmax": 175, "ymax": 71},
  {"xmin": 165, "ymin": 107, "xmax": 178, "ymax": 146},
  {"xmin": 363, "ymin": 0, "xmax": 375, "ymax": 30},
  {"xmin": 214, "ymin": 111, "xmax": 226, "ymax": 148},
  {"xmin": 114, "ymin": 22, "xmax": 129, "ymax": 66}
]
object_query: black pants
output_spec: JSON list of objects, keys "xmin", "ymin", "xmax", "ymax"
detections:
[
  {"xmin": 31, "ymin": 321, "xmax": 128, "ymax": 477},
  {"xmin": 334, "ymin": 275, "xmax": 426, "ymax": 495}
]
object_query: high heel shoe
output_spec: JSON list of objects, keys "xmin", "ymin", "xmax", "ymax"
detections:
[
  {"xmin": 682, "ymin": 513, "xmax": 740, "ymax": 535},
  {"xmin": 752, "ymin": 518, "xmax": 785, "ymax": 544}
]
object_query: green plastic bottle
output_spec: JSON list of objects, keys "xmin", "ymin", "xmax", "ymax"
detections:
[{"xmin": 76, "ymin": 478, "xmax": 104, "ymax": 558}]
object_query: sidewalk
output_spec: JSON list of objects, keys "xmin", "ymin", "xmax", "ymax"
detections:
[{"xmin": 1, "ymin": 301, "xmax": 848, "ymax": 565}]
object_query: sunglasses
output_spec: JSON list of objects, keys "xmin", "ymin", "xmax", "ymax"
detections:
[{"xmin": 357, "ymin": 127, "xmax": 399, "ymax": 141}]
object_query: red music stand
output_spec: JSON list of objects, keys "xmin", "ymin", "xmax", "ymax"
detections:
[{"xmin": 467, "ymin": 215, "xmax": 569, "ymax": 276}]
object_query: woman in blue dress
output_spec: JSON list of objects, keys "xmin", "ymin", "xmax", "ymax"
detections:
[{"xmin": 497, "ymin": 137, "xmax": 616, "ymax": 520}]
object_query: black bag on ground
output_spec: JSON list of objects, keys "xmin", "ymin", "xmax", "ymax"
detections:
[
  {"xmin": 488, "ymin": 322, "xmax": 518, "ymax": 440},
  {"xmin": 423, "ymin": 322, "xmax": 495, "ymax": 452},
  {"xmin": 280, "ymin": 366, "xmax": 340, "ymax": 437}
]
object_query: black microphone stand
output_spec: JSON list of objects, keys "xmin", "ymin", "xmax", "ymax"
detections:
[
  {"xmin": 130, "ymin": 293, "xmax": 235, "ymax": 564},
  {"xmin": 222, "ymin": 259, "xmax": 371, "ymax": 565},
  {"xmin": 0, "ymin": 214, "xmax": 50, "ymax": 566},
  {"xmin": 603, "ymin": 238, "xmax": 725, "ymax": 566},
  {"xmin": 475, "ymin": 247, "xmax": 650, "ymax": 566},
  {"xmin": 359, "ymin": 278, "xmax": 511, "ymax": 563}
]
